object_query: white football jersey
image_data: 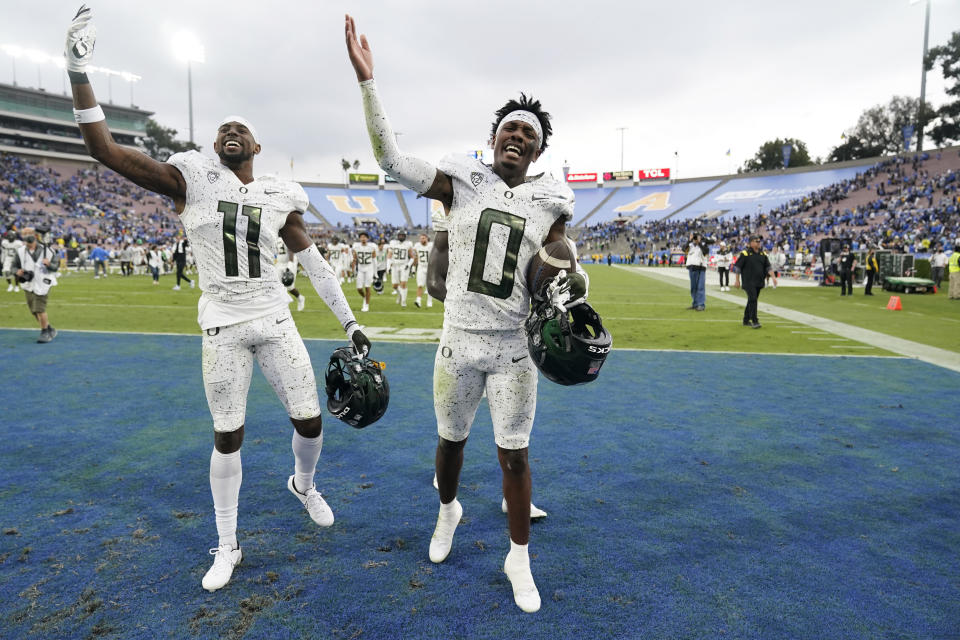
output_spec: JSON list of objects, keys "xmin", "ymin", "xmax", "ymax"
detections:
[
  {"xmin": 2, "ymin": 238, "xmax": 23, "ymax": 264},
  {"xmin": 414, "ymin": 241, "xmax": 432, "ymax": 268},
  {"xmin": 438, "ymin": 154, "xmax": 574, "ymax": 331},
  {"xmin": 375, "ymin": 247, "xmax": 388, "ymax": 270},
  {"xmin": 387, "ymin": 239, "xmax": 413, "ymax": 266},
  {"xmin": 352, "ymin": 241, "xmax": 377, "ymax": 271},
  {"xmin": 326, "ymin": 242, "xmax": 341, "ymax": 265},
  {"xmin": 167, "ymin": 151, "xmax": 309, "ymax": 330},
  {"xmin": 276, "ymin": 237, "xmax": 297, "ymax": 269},
  {"xmin": 334, "ymin": 242, "xmax": 351, "ymax": 267}
]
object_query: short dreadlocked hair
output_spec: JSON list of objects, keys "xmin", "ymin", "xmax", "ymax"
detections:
[{"xmin": 489, "ymin": 93, "xmax": 553, "ymax": 152}]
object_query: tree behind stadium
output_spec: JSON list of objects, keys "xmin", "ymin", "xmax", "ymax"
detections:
[
  {"xmin": 925, "ymin": 30, "xmax": 960, "ymax": 147},
  {"xmin": 740, "ymin": 138, "xmax": 812, "ymax": 172},
  {"xmin": 139, "ymin": 119, "xmax": 201, "ymax": 162},
  {"xmin": 829, "ymin": 96, "xmax": 932, "ymax": 162}
]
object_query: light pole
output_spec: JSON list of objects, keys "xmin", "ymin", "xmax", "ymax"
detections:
[
  {"xmin": 913, "ymin": 0, "xmax": 931, "ymax": 151},
  {"xmin": 616, "ymin": 127, "xmax": 627, "ymax": 171},
  {"xmin": 172, "ymin": 31, "xmax": 205, "ymax": 145}
]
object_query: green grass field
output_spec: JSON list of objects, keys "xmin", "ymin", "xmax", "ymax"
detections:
[{"xmin": 1, "ymin": 265, "xmax": 957, "ymax": 359}]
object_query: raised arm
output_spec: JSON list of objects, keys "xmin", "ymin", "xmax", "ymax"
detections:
[
  {"xmin": 66, "ymin": 6, "xmax": 186, "ymax": 209},
  {"xmin": 344, "ymin": 14, "xmax": 452, "ymax": 209}
]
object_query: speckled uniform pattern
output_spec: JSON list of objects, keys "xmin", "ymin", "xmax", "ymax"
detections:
[
  {"xmin": 433, "ymin": 326, "xmax": 537, "ymax": 450},
  {"xmin": 352, "ymin": 242, "xmax": 377, "ymax": 288},
  {"xmin": 201, "ymin": 307, "xmax": 320, "ymax": 432},
  {"xmin": 166, "ymin": 150, "xmax": 309, "ymax": 330},
  {"xmin": 414, "ymin": 241, "xmax": 432, "ymax": 287},
  {"xmin": 387, "ymin": 239, "xmax": 413, "ymax": 284}
]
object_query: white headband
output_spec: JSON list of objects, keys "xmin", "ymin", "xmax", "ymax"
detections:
[
  {"xmin": 495, "ymin": 110, "xmax": 543, "ymax": 149},
  {"xmin": 219, "ymin": 115, "xmax": 259, "ymax": 144}
]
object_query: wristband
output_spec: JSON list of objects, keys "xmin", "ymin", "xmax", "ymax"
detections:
[
  {"xmin": 73, "ymin": 105, "xmax": 105, "ymax": 124},
  {"xmin": 67, "ymin": 70, "xmax": 90, "ymax": 84}
]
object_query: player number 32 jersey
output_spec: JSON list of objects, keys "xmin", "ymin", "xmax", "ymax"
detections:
[
  {"xmin": 438, "ymin": 154, "xmax": 574, "ymax": 331},
  {"xmin": 167, "ymin": 151, "xmax": 310, "ymax": 330}
]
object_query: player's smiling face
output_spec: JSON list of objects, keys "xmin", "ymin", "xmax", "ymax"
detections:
[
  {"xmin": 492, "ymin": 119, "xmax": 541, "ymax": 173},
  {"xmin": 213, "ymin": 122, "xmax": 260, "ymax": 164}
]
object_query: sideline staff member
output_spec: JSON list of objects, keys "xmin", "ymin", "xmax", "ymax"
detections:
[
  {"xmin": 949, "ymin": 243, "xmax": 960, "ymax": 300},
  {"xmin": 13, "ymin": 227, "xmax": 59, "ymax": 343},
  {"xmin": 733, "ymin": 235, "xmax": 776, "ymax": 329}
]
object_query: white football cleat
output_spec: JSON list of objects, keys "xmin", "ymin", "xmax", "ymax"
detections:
[
  {"xmin": 5, "ymin": 284, "xmax": 12, "ymax": 292},
  {"xmin": 202, "ymin": 544, "xmax": 242, "ymax": 592},
  {"xmin": 501, "ymin": 498, "xmax": 548, "ymax": 519},
  {"xmin": 429, "ymin": 499, "xmax": 462, "ymax": 563},
  {"xmin": 361, "ymin": 303, "xmax": 369, "ymax": 312},
  {"xmin": 287, "ymin": 475, "xmax": 333, "ymax": 526},
  {"xmin": 14, "ymin": 286, "xmax": 20, "ymax": 291},
  {"xmin": 297, "ymin": 295, "xmax": 306, "ymax": 312},
  {"xmin": 504, "ymin": 551, "xmax": 541, "ymax": 613},
  {"xmin": 427, "ymin": 299, "xmax": 433, "ymax": 307},
  {"xmin": 414, "ymin": 297, "xmax": 421, "ymax": 308},
  {"xmin": 172, "ymin": 285, "xmax": 180, "ymax": 290},
  {"xmin": 190, "ymin": 279, "xmax": 196, "ymax": 288}
]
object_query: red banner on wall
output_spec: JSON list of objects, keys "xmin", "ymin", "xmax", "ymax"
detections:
[
  {"xmin": 638, "ymin": 168, "xmax": 671, "ymax": 181},
  {"xmin": 566, "ymin": 172, "xmax": 598, "ymax": 182}
]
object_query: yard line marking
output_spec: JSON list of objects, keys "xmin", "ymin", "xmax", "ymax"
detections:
[
  {"xmin": 791, "ymin": 331, "xmax": 828, "ymax": 334},
  {"xmin": 808, "ymin": 337, "xmax": 849, "ymax": 341},
  {"xmin": 832, "ymin": 345, "xmax": 876, "ymax": 349},
  {"xmin": 619, "ymin": 265, "xmax": 960, "ymax": 373}
]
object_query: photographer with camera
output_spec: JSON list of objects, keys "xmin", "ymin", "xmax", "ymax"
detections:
[
  {"xmin": 12, "ymin": 227, "xmax": 59, "ymax": 343},
  {"xmin": 684, "ymin": 231, "xmax": 712, "ymax": 311}
]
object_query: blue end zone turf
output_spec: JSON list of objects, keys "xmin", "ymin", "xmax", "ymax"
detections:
[{"xmin": 1, "ymin": 330, "xmax": 958, "ymax": 639}]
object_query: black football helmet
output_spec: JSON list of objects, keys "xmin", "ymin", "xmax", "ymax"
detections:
[
  {"xmin": 397, "ymin": 230, "xmax": 407, "ymax": 241},
  {"xmin": 325, "ymin": 347, "xmax": 389, "ymax": 428},
  {"xmin": 525, "ymin": 300, "xmax": 611, "ymax": 386},
  {"xmin": 280, "ymin": 268, "xmax": 295, "ymax": 287}
]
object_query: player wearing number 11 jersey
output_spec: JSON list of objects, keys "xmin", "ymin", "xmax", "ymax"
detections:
[
  {"xmin": 347, "ymin": 14, "xmax": 587, "ymax": 613},
  {"xmin": 66, "ymin": 5, "xmax": 371, "ymax": 595}
]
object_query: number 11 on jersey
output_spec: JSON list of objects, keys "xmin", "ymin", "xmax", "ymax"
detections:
[{"xmin": 218, "ymin": 200, "xmax": 262, "ymax": 278}]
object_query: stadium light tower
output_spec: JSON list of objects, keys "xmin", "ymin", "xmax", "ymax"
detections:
[
  {"xmin": 911, "ymin": 0, "xmax": 931, "ymax": 152},
  {"xmin": 172, "ymin": 31, "xmax": 205, "ymax": 145}
]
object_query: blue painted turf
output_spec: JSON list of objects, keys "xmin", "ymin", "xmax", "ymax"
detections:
[{"xmin": 1, "ymin": 329, "xmax": 958, "ymax": 639}]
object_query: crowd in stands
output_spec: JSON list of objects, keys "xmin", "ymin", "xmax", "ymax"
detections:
[
  {"xmin": 3, "ymin": 149, "xmax": 958, "ymax": 274},
  {"xmin": 573, "ymin": 151, "xmax": 960, "ymax": 266}
]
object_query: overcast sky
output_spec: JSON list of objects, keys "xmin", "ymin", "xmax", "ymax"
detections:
[{"xmin": 3, "ymin": 1, "xmax": 960, "ymax": 183}]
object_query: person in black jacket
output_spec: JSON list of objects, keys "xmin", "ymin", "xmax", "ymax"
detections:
[
  {"xmin": 838, "ymin": 244, "xmax": 856, "ymax": 296},
  {"xmin": 863, "ymin": 246, "xmax": 878, "ymax": 296},
  {"xmin": 733, "ymin": 235, "xmax": 776, "ymax": 329},
  {"xmin": 172, "ymin": 236, "xmax": 194, "ymax": 291}
]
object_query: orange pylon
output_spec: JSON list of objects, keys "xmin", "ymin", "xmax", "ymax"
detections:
[{"xmin": 886, "ymin": 296, "xmax": 902, "ymax": 311}]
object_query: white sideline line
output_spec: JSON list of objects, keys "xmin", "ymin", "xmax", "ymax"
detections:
[{"xmin": 619, "ymin": 265, "xmax": 960, "ymax": 373}]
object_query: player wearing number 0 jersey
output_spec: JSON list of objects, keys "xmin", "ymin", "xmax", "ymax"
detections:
[
  {"xmin": 347, "ymin": 14, "xmax": 587, "ymax": 614},
  {"xmin": 67, "ymin": 4, "xmax": 372, "ymax": 595}
]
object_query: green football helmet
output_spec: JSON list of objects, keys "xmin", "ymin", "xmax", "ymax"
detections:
[
  {"xmin": 525, "ymin": 300, "xmax": 611, "ymax": 386},
  {"xmin": 324, "ymin": 347, "xmax": 389, "ymax": 428},
  {"xmin": 280, "ymin": 268, "xmax": 295, "ymax": 287}
]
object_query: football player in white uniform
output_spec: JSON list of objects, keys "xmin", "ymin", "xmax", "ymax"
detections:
[
  {"xmin": 67, "ymin": 6, "xmax": 371, "ymax": 594},
  {"xmin": 351, "ymin": 230, "xmax": 377, "ymax": 312},
  {"xmin": 326, "ymin": 237, "xmax": 344, "ymax": 283},
  {"xmin": 347, "ymin": 15, "xmax": 587, "ymax": 613},
  {"xmin": 276, "ymin": 236, "xmax": 306, "ymax": 311},
  {"xmin": 387, "ymin": 230, "xmax": 413, "ymax": 306},
  {"xmin": 412, "ymin": 233, "xmax": 433, "ymax": 308},
  {"xmin": 373, "ymin": 237, "xmax": 388, "ymax": 294},
  {"xmin": 3, "ymin": 230, "xmax": 24, "ymax": 292}
]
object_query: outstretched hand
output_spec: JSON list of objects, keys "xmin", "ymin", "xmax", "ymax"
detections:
[
  {"xmin": 344, "ymin": 14, "xmax": 374, "ymax": 82},
  {"xmin": 65, "ymin": 4, "xmax": 97, "ymax": 73}
]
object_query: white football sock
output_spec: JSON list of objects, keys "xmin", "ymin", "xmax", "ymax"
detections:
[
  {"xmin": 400, "ymin": 288, "xmax": 407, "ymax": 305},
  {"xmin": 209, "ymin": 448, "xmax": 242, "ymax": 549},
  {"xmin": 292, "ymin": 431, "xmax": 323, "ymax": 492}
]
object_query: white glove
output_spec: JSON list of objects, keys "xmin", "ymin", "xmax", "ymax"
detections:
[
  {"xmin": 544, "ymin": 269, "xmax": 587, "ymax": 311},
  {"xmin": 65, "ymin": 5, "xmax": 97, "ymax": 73}
]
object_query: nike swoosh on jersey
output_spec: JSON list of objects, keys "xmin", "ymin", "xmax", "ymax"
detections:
[
  {"xmin": 276, "ymin": 317, "xmax": 289, "ymax": 324},
  {"xmin": 264, "ymin": 190, "xmax": 281, "ymax": 195},
  {"xmin": 511, "ymin": 354, "xmax": 528, "ymax": 363}
]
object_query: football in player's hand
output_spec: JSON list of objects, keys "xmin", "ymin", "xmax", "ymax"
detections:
[{"xmin": 527, "ymin": 240, "xmax": 574, "ymax": 302}]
